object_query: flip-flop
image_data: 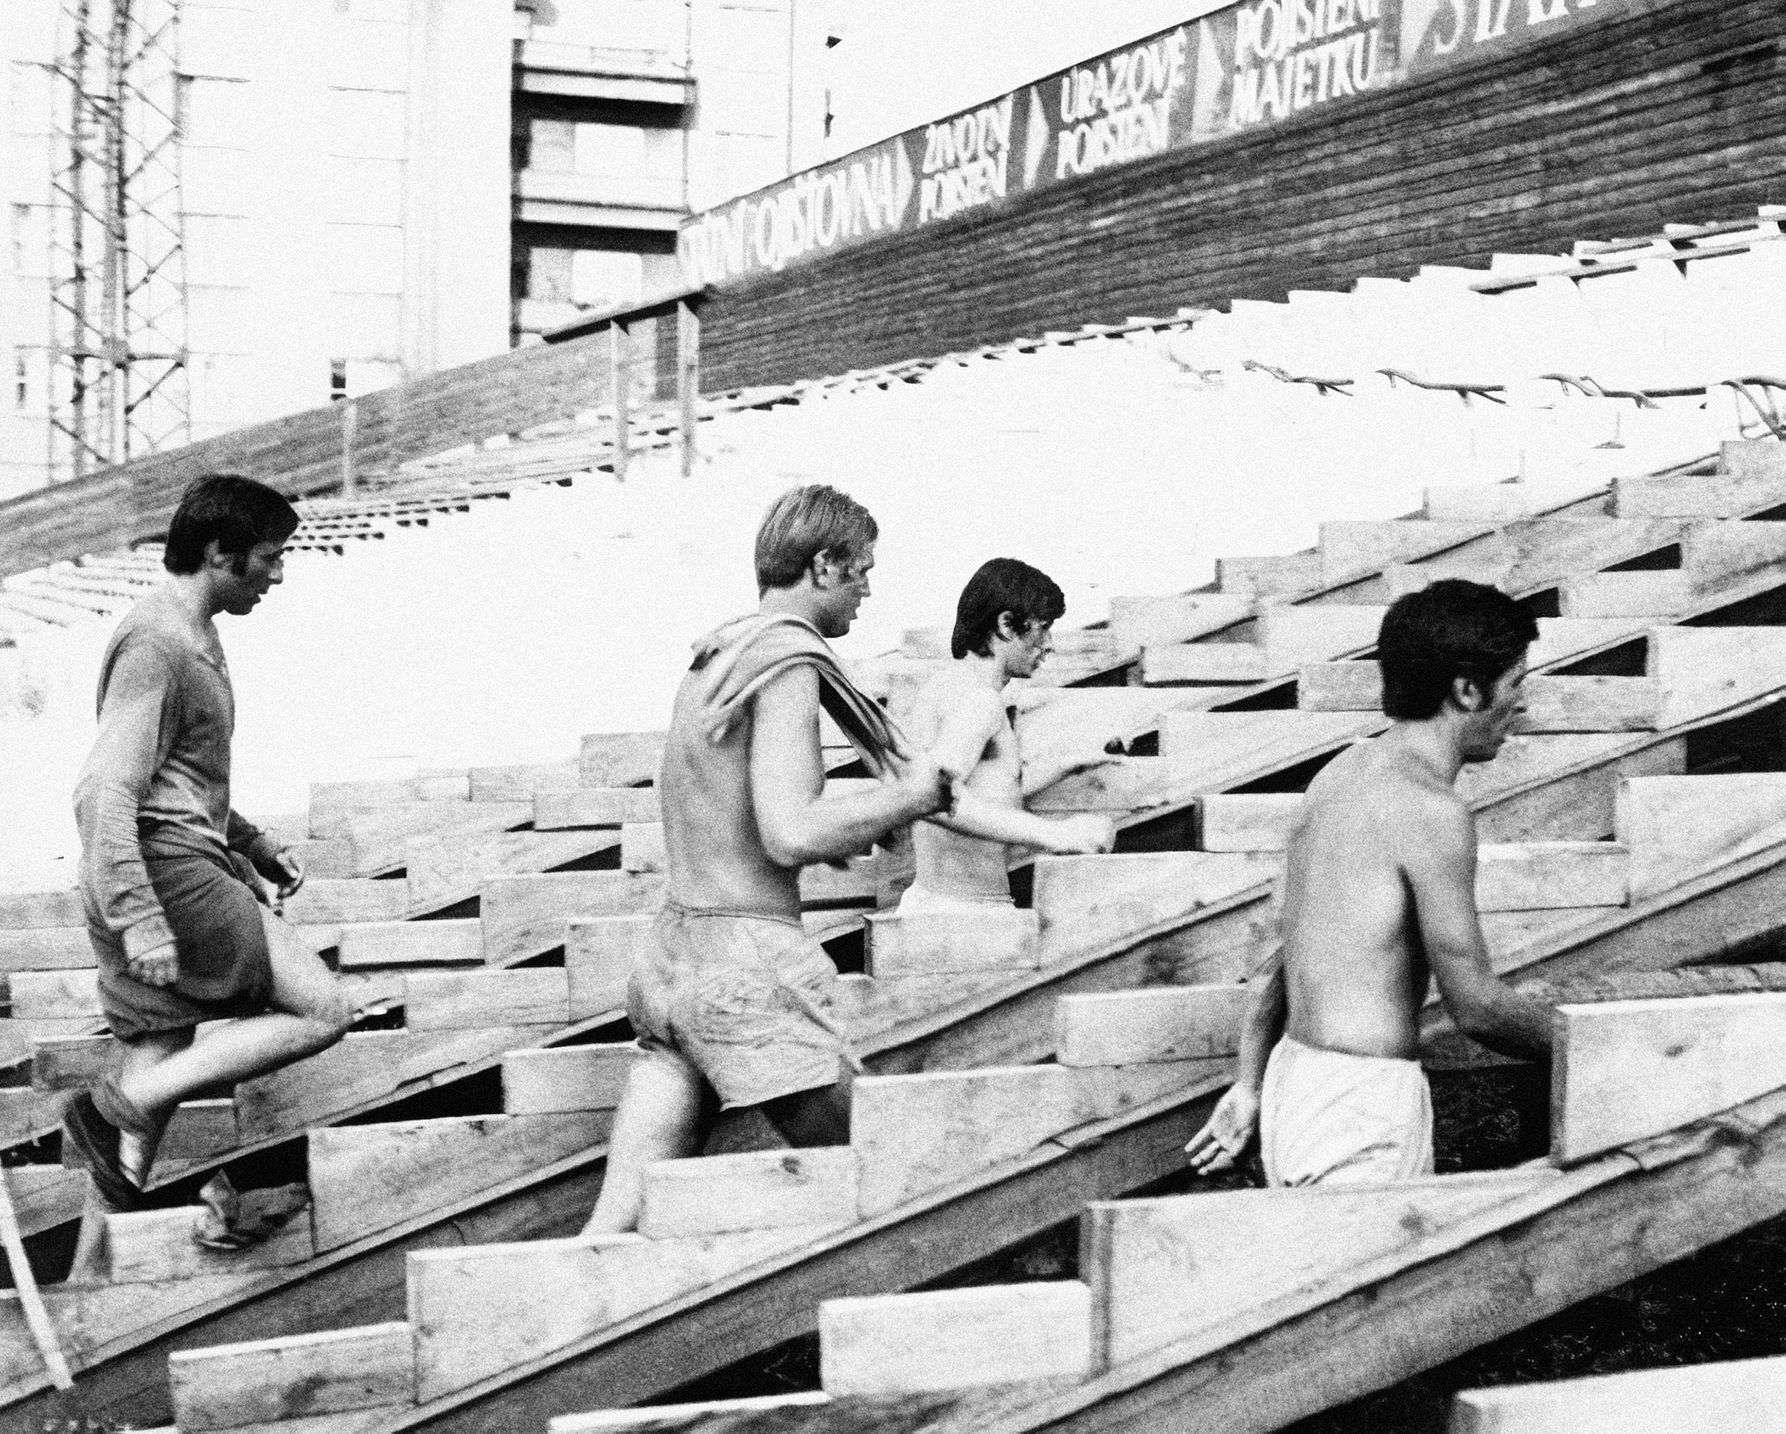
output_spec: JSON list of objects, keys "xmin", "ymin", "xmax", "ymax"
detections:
[{"xmin": 61, "ymin": 1091, "xmax": 147, "ymax": 1212}]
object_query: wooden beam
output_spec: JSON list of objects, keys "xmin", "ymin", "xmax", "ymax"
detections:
[
  {"xmin": 0, "ymin": 1167, "xmax": 71, "ymax": 1390},
  {"xmin": 281, "ymin": 880, "xmax": 411, "ymax": 927},
  {"xmin": 1615, "ymin": 772, "xmax": 1786, "ymax": 901},
  {"xmin": 566, "ymin": 915, "xmax": 655, "ymax": 1018},
  {"xmin": 678, "ymin": 298, "xmax": 700, "ymax": 480},
  {"xmin": 1105, "ymin": 594, "xmax": 1254, "ymax": 652},
  {"xmin": 336, "ymin": 918, "xmax": 484, "ymax": 969},
  {"xmin": 1197, "ymin": 794, "xmax": 1302, "ymax": 851},
  {"xmin": 0, "ymin": 926, "xmax": 93, "ymax": 972},
  {"xmin": 1054, "ymin": 986, "xmax": 1247, "ymax": 1067},
  {"xmin": 579, "ymin": 732, "xmax": 665, "ymax": 789},
  {"xmin": 863, "ymin": 909, "xmax": 1039, "ymax": 977},
  {"xmin": 1084, "ymin": 1172, "xmax": 1558, "ymax": 1369},
  {"xmin": 405, "ymin": 829, "xmax": 617, "ymax": 911},
  {"xmin": 621, "ymin": 823, "xmax": 665, "ymax": 873},
  {"xmin": 549, "ymin": 1392, "xmax": 831, "ymax": 1431},
  {"xmin": 309, "ymin": 1111, "xmax": 610, "ymax": 1252},
  {"xmin": 403, "ymin": 968, "xmax": 570, "ymax": 1030},
  {"xmin": 1649, "ymin": 625, "xmax": 1786, "ymax": 729},
  {"xmin": 1450, "ymin": 1354, "xmax": 1786, "ymax": 1432},
  {"xmin": 308, "ymin": 774, "xmax": 470, "ymax": 829},
  {"xmin": 1475, "ymin": 843, "xmax": 1628, "ymax": 912},
  {"xmin": 407, "ymin": 1227, "xmax": 816, "ymax": 1402},
  {"xmin": 468, "ymin": 759, "xmax": 581, "ymax": 803},
  {"xmin": 106, "ymin": 1205, "xmax": 313, "ymax": 1284},
  {"xmin": 639, "ymin": 1147, "xmax": 859, "ymax": 1238},
  {"xmin": 853, "ymin": 1066, "xmax": 1089, "ymax": 1218},
  {"xmin": 1556, "ymin": 571, "xmax": 1689, "ymax": 618},
  {"xmin": 503, "ymin": 1045, "xmax": 636, "ymax": 1115},
  {"xmin": 167, "ymin": 1321, "xmax": 415, "ymax": 1430},
  {"xmin": 820, "ymin": 1282, "xmax": 1093, "ymax": 1396},
  {"xmin": 480, "ymin": 872, "xmax": 663, "ymax": 966},
  {"xmin": 1319, "ymin": 520, "xmax": 1490, "ymax": 581},
  {"xmin": 1029, "ymin": 852, "xmax": 1277, "ymax": 964},
  {"xmin": 7, "ymin": 970, "xmax": 99, "ymax": 1019},
  {"xmin": 1552, "ymin": 991, "xmax": 1786, "ymax": 1163},
  {"xmin": 0, "ymin": 892, "xmax": 83, "ymax": 929},
  {"xmin": 536, "ymin": 787, "xmax": 663, "ymax": 830},
  {"xmin": 1215, "ymin": 552, "xmax": 1322, "ymax": 596}
]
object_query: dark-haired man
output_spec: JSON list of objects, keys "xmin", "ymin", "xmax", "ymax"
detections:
[
  {"xmin": 900, "ymin": 557, "xmax": 1115, "ymax": 914},
  {"xmin": 584, "ymin": 485, "xmax": 955, "ymax": 1233},
  {"xmin": 1186, "ymin": 579, "xmax": 1553, "ymax": 1186},
  {"xmin": 68, "ymin": 474, "xmax": 352, "ymax": 1216}
]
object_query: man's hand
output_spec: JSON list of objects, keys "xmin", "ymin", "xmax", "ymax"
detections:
[
  {"xmin": 1045, "ymin": 814, "xmax": 1118, "ymax": 854},
  {"xmin": 1184, "ymin": 1083, "xmax": 1261, "ymax": 1174},
  {"xmin": 127, "ymin": 939, "xmax": 179, "ymax": 988},
  {"xmin": 898, "ymin": 752, "xmax": 957, "ymax": 819},
  {"xmin": 267, "ymin": 847, "xmax": 305, "ymax": 902}
]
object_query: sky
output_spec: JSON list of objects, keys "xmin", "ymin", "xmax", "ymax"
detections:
[{"xmin": 823, "ymin": 0, "xmax": 1231, "ymax": 156}]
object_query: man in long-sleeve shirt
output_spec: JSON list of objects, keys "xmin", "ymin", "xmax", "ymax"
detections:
[{"xmin": 68, "ymin": 475, "xmax": 351, "ymax": 1213}]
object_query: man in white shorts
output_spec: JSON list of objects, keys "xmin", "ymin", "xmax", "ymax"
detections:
[{"xmin": 1186, "ymin": 579, "xmax": 1554, "ymax": 1186}]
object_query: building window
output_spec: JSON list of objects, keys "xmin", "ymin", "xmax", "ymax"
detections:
[
  {"xmin": 571, "ymin": 250, "xmax": 643, "ymax": 308},
  {"xmin": 574, "ymin": 123, "xmax": 647, "ymax": 178},
  {"xmin": 14, "ymin": 353, "xmax": 27, "ymax": 412},
  {"xmin": 330, "ymin": 359, "xmax": 349, "ymax": 403}
]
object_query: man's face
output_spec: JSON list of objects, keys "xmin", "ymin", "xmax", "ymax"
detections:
[
  {"xmin": 815, "ymin": 544, "xmax": 874, "ymax": 638},
  {"xmin": 217, "ymin": 539, "xmax": 287, "ymax": 616},
  {"xmin": 1460, "ymin": 656, "xmax": 1527, "ymax": 762},
  {"xmin": 1003, "ymin": 617, "xmax": 1055, "ymax": 680}
]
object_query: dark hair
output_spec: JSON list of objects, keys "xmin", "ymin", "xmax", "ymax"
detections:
[
  {"xmin": 1377, "ymin": 579, "xmax": 1539, "ymax": 720},
  {"xmin": 163, "ymin": 475, "xmax": 299, "ymax": 575},
  {"xmin": 754, "ymin": 484, "xmax": 878, "ymax": 592},
  {"xmin": 950, "ymin": 558, "xmax": 1066, "ymax": 659}
]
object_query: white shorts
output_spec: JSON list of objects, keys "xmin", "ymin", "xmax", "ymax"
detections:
[{"xmin": 1260, "ymin": 1034, "xmax": 1434, "ymax": 1187}]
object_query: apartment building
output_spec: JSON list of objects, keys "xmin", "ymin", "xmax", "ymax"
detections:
[{"xmin": 0, "ymin": 0, "xmax": 829, "ymax": 499}]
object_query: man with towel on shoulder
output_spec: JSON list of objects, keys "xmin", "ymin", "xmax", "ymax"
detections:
[
  {"xmin": 585, "ymin": 485, "xmax": 955, "ymax": 1233},
  {"xmin": 1185, "ymin": 579, "xmax": 1554, "ymax": 1187}
]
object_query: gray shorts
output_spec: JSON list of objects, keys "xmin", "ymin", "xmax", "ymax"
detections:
[
  {"xmin": 83, "ymin": 840, "xmax": 273, "ymax": 1042},
  {"xmin": 627, "ymin": 903, "xmax": 849, "ymax": 1110}
]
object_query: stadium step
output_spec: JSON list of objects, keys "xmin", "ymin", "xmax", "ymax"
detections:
[{"xmin": 1450, "ymin": 1355, "xmax": 1786, "ymax": 1432}]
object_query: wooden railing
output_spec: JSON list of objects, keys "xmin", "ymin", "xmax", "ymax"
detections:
[{"xmin": 0, "ymin": 288, "xmax": 705, "ymax": 581}]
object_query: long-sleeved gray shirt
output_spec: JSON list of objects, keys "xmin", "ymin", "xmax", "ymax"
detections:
[{"xmin": 74, "ymin": 587, "xmax": 274, "ymax": 959}]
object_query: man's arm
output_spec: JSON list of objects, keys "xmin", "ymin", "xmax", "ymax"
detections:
[
  {"xmin": 1185, "ymin": 945, "xmax": 1286, "ymax": 1172},
  {"xmin": 752, "ymin": 665, "xmax": 950, "ymax": 867},
  {"xmin": 73, "ymin": 640, "xmax": 181, "ymax": 986},
  {"xmin": 227, "ymin": 812, "xmax": 305, "ymax": 901},
  {"xmin": 920, "ymin": 687, "xmax": 1114, "ymax": 853},
  {"xmin": 1404, "ymin": 799, "xmax": 1552, "ymax": 1062}
]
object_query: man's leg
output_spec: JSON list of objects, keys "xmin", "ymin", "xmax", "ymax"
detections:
[
  {"xmin": 116, "ymin": 911, "xmax": 352, "ymax": 1142},
  {"xmin": 582, "ymin": 1050, "xmax": 714, "ymax": 1235},
  {"xmin": 759, "ymin": 1072, "xmax": 850, "ymax": 1148}
]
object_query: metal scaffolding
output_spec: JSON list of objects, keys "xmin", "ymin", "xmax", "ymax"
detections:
[{"xmin": 47, "ymin": 0, "xmax": 190, "ymax": 483}]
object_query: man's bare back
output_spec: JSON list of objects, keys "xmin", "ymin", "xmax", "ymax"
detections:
[{"xmin": 1278, "ymin": 738, "xmax": 1475, "ymax": 1059}]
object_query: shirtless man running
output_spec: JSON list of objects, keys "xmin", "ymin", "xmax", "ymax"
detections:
[
  {"xmin": 584, "ymin": 485, "xmax": 954, "ymax": 1233},
  {"xmin": 1185, "ymin": 579, "xmax": 1553, "ymax": 1185},
  {"xmin": 899, "ymin": 557, "xmax": 1115, "ymax": 914},
  {"xmin": 69, "ymin": 475, "xmax": 353, "ymax": 1215}
]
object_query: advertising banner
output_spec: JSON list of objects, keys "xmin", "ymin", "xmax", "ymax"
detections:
[{"xmin": 680, "ymin": 0, "xmax": 1630, "ymax": 288}]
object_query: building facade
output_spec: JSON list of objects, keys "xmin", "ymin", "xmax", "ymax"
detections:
[{"xmin": 0, "ymin": 0, "xmax": 829, "ymax": 499}]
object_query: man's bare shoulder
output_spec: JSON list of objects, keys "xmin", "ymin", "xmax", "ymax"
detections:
[
  {"xmin": 925, "ymin": 667, "xmax": 1004, "ymax": 719},
  {"xmin": 1304, "ymin": 741, "xmax": 1473, "ymax": 836}
]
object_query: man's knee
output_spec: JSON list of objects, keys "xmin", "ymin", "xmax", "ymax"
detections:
[{"xmin": 291, "ymin": 978, "xmax": 353, "ymax": 1049}]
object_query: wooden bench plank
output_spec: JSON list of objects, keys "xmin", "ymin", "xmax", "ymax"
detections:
[
  {"xmin": 1085, "ymin": 1171, "xmax": 1557, "ymax": 1369},
  {"xmin": 336, "ymin": 918, "xmax": 484, "ymax": 969},
  {"xmin": 820, "ymin": 1281, "xmax": 1092, "ymax": 1396},
  {"xmin": 168, "ymin": 1321, "xmax": 415, "ymax": 1431},
  {"xmin": 1552, "ymin": 992, "xmax": 1786, "ymax": 1163},
  {"xmin": 106, "ymin": 1203, "xmax": 313, "ymax": 1284},
  {"xmin": 566, "ymin": 915, "xmax": 654, "ymax": 1018},
  {"xmin": 309, "ymin": 1111, "xmax": 610, "ymax": 1252},
  {"xmin": 639, "ymin": 1147, "xmax": 859, "ymax": 1238},
  {"xmin": 863, "ymin": 909, "xmax": 1039, "ymax": 977},
  {"xmin": 1054, "ymin": 986, "xmax": 1248, "ymax": 1067},
  {"xmin": 502, "ymin": 1044, "xmax": 635, "ymax": 1115},
  {"xmin": 1476, "ymin": 843, "xmax": 1628, "ymax": 912},
  {"xmin": 1451, "ymin": 1354, "xmax": 1786, "ymax": 1432},
  {"xmin": 403, "ymin": 969, "xmax": 570, "ymax": 1030},
  {"xmin": 481, "ymin": 872, "xmax": 663, "ymax": 966},
  {"xmin": 579, "ymin": 732, "xmax": 665, "ymax": 789},
  {"xmin": 1616, "ymin": 773, "xmax": 1786, "ymax": 901},
  {"xmin": 535, "ymin": 787, "xmax": 662, "ymax": 830}
]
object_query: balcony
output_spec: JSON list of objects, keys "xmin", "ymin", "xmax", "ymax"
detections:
[
  {"xmin": 513, "ymin": 39, "xmax": 694, "ymax": 107},
  {"xmin": 514, "ymin": 169, "xmax": 685, "ymax": 231}
]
